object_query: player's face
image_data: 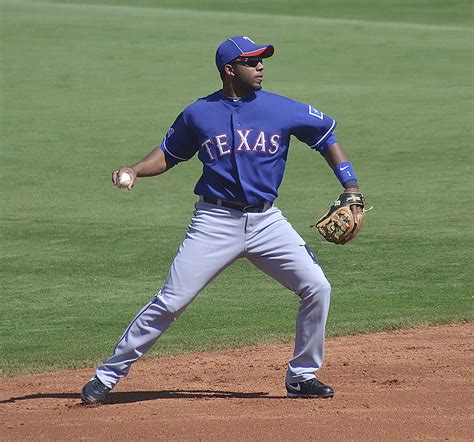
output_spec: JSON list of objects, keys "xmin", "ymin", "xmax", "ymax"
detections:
[{"xmin": 231, "ymin": 57, "xmax": 264, "ymax": 91}]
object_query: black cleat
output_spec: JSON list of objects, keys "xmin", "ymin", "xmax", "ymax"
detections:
[
  {"xmin": 81, "ymin": 376, "xmax": 111, "ymax": 405},
  {"xmin": 286, "ymin": 378, "xmax": 334, "ymax": 398}
]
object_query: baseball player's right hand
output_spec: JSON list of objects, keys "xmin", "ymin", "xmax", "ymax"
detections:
[{"xmin": 112, "ymin": 167, "xmax": 137, "ymax": 190}]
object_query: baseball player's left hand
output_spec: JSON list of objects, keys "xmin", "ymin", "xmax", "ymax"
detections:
[
  {"xmin": 314, "ymin": 189, "xmax": 365, "ymax": 245},
  {"xmin": 342, "ymin": 187, "xmax": 364, "ymax": 244},
  {"xmin": 344, "ymin": 186, "xmax": 363, "ymax": 220}
]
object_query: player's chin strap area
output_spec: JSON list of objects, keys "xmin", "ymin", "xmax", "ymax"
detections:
[{"xmin": 200, "ymin": 196, "xmax": 273, "ymax": 213}]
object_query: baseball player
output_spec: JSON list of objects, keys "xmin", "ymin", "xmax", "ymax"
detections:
[{"xmin": 81, "ymin": 35, "xmax": 363, "ymax": 404}]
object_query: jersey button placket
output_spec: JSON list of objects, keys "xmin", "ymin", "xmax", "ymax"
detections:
[
  {"xmin": 233, "ymin": 110, "xmax": 241, "ymax": 128},
  {"xmin": 230, "ymin": 110, "xmax": 247, "ymax": 205}
]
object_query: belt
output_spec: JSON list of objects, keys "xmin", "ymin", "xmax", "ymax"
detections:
[{"xmin": 201, "ymin": 196, "xmax": 273, "ymax": 213}]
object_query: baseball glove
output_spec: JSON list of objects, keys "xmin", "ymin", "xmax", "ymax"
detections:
[{"xmin": 314, "ymin": 192, "xmax": 365, "ymax": 244}]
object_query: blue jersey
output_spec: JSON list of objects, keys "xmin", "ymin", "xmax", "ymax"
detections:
[{"xmin": 160, "ymin": 90, "xmax": 337, "ymax": 205}]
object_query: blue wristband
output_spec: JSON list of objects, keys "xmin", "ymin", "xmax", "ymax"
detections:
[{"xmin": 334, "ymin": 161, "xmax": 358, "ymax": 186}]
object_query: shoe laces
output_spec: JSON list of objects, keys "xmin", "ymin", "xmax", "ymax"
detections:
[{"xmin": 307, "ymin": 378, "xmax": 323, "ymax": 387}]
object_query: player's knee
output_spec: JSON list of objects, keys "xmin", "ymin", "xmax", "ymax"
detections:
[
  {"xmin": 318, "ymin": 278, "xmax": 331, "ymax": 300},
  {"xmin": 302, "ymin": 276, "xmax": 331, "ymax": 302}
]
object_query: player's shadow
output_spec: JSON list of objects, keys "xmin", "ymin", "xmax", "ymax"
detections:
[
  {"xmin": 103, "ymin": 389, "xmax": 286, "ymax": 404},
  {"xmin": 0, "ymin": 389, "xmax": 287, "ymax": 405}
]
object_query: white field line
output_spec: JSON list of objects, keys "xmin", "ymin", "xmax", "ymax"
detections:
[{"xmin": 1, "ymin": 0, "xmax": 473, "ymax": 33}]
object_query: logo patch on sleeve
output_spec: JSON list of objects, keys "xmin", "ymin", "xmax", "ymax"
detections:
[{"xmin": 308, "ymin": 105, "xmax": 324, "ymax": 120}]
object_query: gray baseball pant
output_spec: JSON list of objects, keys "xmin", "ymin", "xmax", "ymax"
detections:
[{"xmin": 96, "ymin": 202, "xmax": 331, "ymax": 388}]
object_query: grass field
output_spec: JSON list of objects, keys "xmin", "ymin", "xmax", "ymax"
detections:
[{"xmin": 0, "ymin": 0, "xmax": 472, "ymax": 377}]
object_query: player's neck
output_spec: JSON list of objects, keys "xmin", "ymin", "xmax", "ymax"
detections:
[{"xmin": 222, "ymin": 82, "xmax": 254, "ymax": 99}]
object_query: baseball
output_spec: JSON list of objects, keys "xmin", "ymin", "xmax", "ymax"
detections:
[{"xmin": 118, "ymin": 172, "xmax": 132, "ymax": 187}]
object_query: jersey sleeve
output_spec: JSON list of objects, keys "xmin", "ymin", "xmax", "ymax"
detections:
[
  {"xmin": 290, "ymin": 102, "xmax": 337, "ymax": 154},
  {"xmin": 160, "ymin": 111, "xmax": 198, "ymax": 167}
]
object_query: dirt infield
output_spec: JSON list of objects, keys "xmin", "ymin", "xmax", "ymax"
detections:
[{"xmin": 0, "ymin": 323, "xmax": 472, "ymax": 441}]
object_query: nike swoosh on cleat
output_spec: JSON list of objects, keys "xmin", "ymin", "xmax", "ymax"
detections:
[{"xmin": 287, "ymin": 383, "xmax": 301, "ymax": 391}]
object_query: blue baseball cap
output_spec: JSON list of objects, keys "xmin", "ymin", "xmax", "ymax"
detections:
[{"xmin": 215, "ymin": 36, "xmax": 274, "ymax": 72}]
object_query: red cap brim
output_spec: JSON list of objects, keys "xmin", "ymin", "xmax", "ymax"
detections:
[{"xmin": 241, "ymin": 45, "xmax": 274, "ymax": 58}]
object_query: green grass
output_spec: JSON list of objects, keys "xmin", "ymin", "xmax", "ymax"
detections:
[{"xmin": 0, "ymin": 0, "xmax": 472, "ymax": 376}]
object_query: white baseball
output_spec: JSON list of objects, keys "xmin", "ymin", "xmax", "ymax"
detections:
[{"xmin": 118, "ymin": 172, "xmax": 132, "ymax": 187}]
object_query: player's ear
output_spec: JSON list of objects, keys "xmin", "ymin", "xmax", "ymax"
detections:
[{"xmin": 223, "ymin": 63, "xmax": 235, "ymax": 77}]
